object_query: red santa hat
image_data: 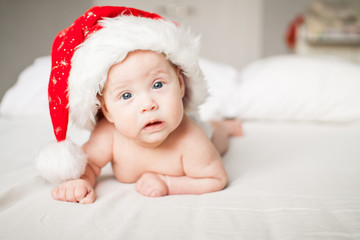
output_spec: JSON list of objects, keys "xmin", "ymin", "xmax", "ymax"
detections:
[{"xmin": 35, "ymin": 6, "xmax": 208, "ymax": 183}]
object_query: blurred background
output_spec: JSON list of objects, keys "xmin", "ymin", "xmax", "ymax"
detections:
[{"xmin": 1, "ymin": 0, "xmax": 359, "ymax": 101}]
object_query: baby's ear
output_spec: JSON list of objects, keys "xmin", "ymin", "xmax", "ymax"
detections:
[
  {"xmin": 176, "ymin": 67, "xmax": 185, "ymax": 98},
  {"xmin": 97, "ymin": 94, "xmax": 114, "ymax": 123}
]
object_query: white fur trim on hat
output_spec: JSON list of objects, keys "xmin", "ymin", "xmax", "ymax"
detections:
[
  {"xmin": 35, "ymin": 139, "xmax": 87, "ymax": 183},
  {"xmin": 68, "ymin": 15, "xmax": 208, "ymax": 131}
]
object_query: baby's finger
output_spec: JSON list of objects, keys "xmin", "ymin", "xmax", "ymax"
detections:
[
  {"xmin": 56, "ymin": 187, "xmax": 66, "ymax": 201},
  {"xmin": 51, "ymin": 187, "xmax": 59, "ymax": 200},
  {"xmin": 135, "ymin": 179, "xmax": 144, "ymax": 192},
  {"xmin": 74, "ymin": 186, "xmax": 87, "ymax": 202},
  {"xmin": 79, "ymin": 188, "xmax": 95, "ymax": 204},
  {"xmin": 65, "ymin": 186, "xmax": 77, "ymax": 202},
  {"xmin": 136, "ymin": 181, "xmax": 149, "ymax": 195}
]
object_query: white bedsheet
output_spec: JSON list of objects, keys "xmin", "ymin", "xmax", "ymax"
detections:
[{"xmin": 1, "ymin": 116, "xmax": 360, "ymax": 239}]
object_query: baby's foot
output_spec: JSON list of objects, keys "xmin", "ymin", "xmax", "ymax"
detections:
[{"xmin": 219, "ymin": 119, "xmax": 243, "ymax": 136}]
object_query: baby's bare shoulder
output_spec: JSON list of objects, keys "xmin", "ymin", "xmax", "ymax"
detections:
[
  {"xmin": 82, "ymin": 118, "xmax": 114, "ymax": 165},
  {"xmin": 91, "ymin": 118, "xmax": 115, "ymax": 145},
  {"xmin": 178, "ymin": 117, "xmax": 224, "ymax": 178},
  {"xmin": 94, "ymin": 118, "xmax": 114, "ymax": 133},
  {"xmin": 180, "ymin": 117, "xmax": 218, "ymax": 158}
]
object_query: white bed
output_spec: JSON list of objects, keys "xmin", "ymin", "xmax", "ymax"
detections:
[{"xmin": 1, "ymin": 55, "xmax": 360, "ymax": 239}]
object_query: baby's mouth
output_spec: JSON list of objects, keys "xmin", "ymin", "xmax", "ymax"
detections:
[{"xmin": 143, "ymin": 120, "xmax": 164, "ymax": 131}]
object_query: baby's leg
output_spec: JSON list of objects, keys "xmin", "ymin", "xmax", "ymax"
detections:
[{"xmin": 210, "ymin": 119, "xmax": 243, "ymax": 155}]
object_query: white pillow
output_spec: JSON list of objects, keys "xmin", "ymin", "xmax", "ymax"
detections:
[
  {"xmin": 0, "ymin": 56, "xmax": 50, "ymax": 116},
  {"xmin": 233, "ymin": 55, "xmax": 360, "ymax": 122},
  {"xmin": 198, "ymin": 58, "xmax": 240, "ymax": 120}
]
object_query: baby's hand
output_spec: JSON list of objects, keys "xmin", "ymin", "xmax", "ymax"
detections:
[
  {"xmin": 51, "ymin": 179, "xmax": 95, "ymax": 204},
  {"xmin": 136, "ymin": 172, "xmax": 168, "ymax": 197}
]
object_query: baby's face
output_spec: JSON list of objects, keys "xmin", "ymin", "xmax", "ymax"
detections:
[{"xmin": 101, "ymin": 50, "xmax": 185, "ymax": 147}]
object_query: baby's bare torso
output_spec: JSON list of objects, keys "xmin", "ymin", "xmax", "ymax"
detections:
[
  {"xmin": 110, "ymin": 120, "xmax": 194, "ymax": 183},
  {"xmin": 111, "ymin": 138, "xmax": 185, "ymax": 183}
]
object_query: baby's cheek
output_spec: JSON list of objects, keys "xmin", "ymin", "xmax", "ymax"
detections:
[
  {"xmin": 173, "ymin": 102, "xmax": 184, "ymax": 124},
  {"xmin": 116, "ymin": 125, "xmax": 135, "ymax": 138},
  {"xmin": 114, "ymin": 116, "xmax": 137, "ymax": 136}
]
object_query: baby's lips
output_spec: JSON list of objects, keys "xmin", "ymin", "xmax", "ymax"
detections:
[{"xmin": 143, "ymin": 120, "xmax": 164, "ymax": 131}]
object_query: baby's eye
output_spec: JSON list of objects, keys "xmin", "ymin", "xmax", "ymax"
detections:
[
  {"xmin": 121, "ymin": 92, "xmax": 132, "ymax": 100},
  {"xmin": 153, "ymin": 82, "xmax": 163, "ymax": 89}
]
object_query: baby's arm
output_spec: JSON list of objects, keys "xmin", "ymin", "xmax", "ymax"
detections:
[
  {"xmin": 164, "ymin": 141, "xmax": 227, "ymax": 195},
  {"xmin": 136, "ymin": 127, "xmax": 227, "ymax": 197},
  {"xmin": 51, "ymin": 119, "xmax": 113, "ymax": 204}
]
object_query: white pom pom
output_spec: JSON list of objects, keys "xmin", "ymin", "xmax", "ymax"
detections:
[{"xmin": 35, "ymin": 139, "xmax": 87, "ymax": 183}]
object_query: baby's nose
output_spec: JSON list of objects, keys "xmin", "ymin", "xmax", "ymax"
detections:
[{"xmin": 141, "ymin": 98, "xmax": 159, "ymax": 113}]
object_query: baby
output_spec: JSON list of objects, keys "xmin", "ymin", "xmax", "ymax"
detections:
[
  {"xmin": 35, "ymin": 6, "xmax": 242, "ymax": 204},
  {"xmin": 52, "ymin": 50, "xmax": 241, "ymax": 203}
]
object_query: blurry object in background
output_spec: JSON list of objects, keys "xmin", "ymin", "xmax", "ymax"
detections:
[
  {"xmin": 287, "ymin": 0, "xmax": 360, "ymax": 64},
  {"xmin": 157, "ymin": 3, "xmax": 195, "ymax": 19},
  {"xmin": 285, "ymin": 14, "xmax": 304, "ymax": 49},
  {"xmin": 305, "ymin": 0, "xmax": 360, "ymax": 45}
]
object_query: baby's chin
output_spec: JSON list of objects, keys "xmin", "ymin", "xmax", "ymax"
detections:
[{"xmin": 137, "ymin": 132, "xmax": 170, "ymax": 148}]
